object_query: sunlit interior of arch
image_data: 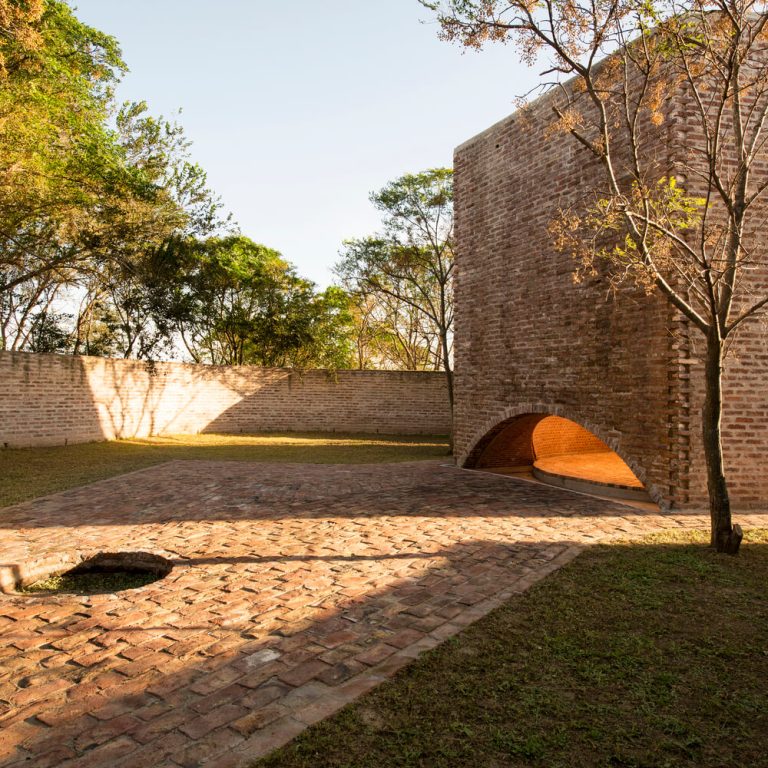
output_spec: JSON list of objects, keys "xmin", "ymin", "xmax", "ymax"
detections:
[{"xmin": 474, "ymin": 415, "xmax": 649, "ymax": 502}]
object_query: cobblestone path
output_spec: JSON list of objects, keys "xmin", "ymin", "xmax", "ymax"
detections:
[{"xmin": 1, "ymin": 461, "xmax": 762, "ymax": 767}]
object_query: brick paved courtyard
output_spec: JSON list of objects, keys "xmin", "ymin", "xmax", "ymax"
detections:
[{"xmin": 1, "ymin": 461, "xmax": 763, "ymax": 768}]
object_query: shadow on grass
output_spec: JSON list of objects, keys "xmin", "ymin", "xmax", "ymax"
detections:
[{"xmin": 254, "ymin": 529, "xmax": 768, "ymax": 768}]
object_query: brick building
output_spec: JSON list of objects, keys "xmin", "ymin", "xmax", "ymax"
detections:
[{"xmin": 452, "ymin": 85, "xmax": 768, "ymax": 510}]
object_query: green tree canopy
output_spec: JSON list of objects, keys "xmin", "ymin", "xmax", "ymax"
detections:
[
  {"xmin": 169, "ymin": 236, "xmax": 355, "ymax": 368},
  {"xmin": 0, "ymin": 0, "xmax": 127, "ymax": 291},
  {"xmin": 0, "ymin": 2, "xmax": 228, "ymax": 356},
  {"xmin": 0, "ymin": 1, "xmax": 355, "ymax": 372},
  {"xmin": 337, "ymin": 168, "xmax": 454, "ymax": 402}
]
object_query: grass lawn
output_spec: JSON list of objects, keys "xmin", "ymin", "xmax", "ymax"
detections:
[
  {"xmin": 255, "ymin": 529, "xmax": 768, "ymax": 768},
  {"xmin": 0, "ymin": 432, "xmax": 449, "ymax": 508}
]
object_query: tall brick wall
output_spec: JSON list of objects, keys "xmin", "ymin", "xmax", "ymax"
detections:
[
  {"xmin": 673, "ymin": 323, "xmax": 768, "ymax": 509},
  {"xmin": 0, "ymin": 351, "xmax": 451, "ymax": 448},
  {"xmin": 453, "ymin": 86, "xmax": 768, "ymax": 510}
]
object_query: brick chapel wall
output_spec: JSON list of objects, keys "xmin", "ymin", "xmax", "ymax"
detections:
[
  {"xmin": 452, "ymin": 92, "xmax": 679, "ymax": 507},
  {"xmin": 0, "ymin": 351, "xmax": 452, "ymax": 448},
  {"xmin": 454, "ymin": 78, "xmax": 768, "ymax": 510},
  {"xmin": 676, "ymin": 320, "xmax": 768, "ymax": 509}
]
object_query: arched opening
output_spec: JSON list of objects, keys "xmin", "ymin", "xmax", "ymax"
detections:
[{"xmin": 470, "ymin": 414, "xmax": 650, "ymax": 502}]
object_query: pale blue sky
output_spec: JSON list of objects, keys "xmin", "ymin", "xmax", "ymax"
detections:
[{"xmin": 73, "ymin": 1, "xmax": 536, "ymax": 286}]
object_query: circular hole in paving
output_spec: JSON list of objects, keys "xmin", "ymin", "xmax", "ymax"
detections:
[{"xmin": 19, "ymin": 552, "xmax": 172, "ymax": 595}]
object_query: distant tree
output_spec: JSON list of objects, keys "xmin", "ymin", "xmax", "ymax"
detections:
[
  {"xmin": 24, "ymin": 309, "xmax": 72, "ymax": 354},
  {"xmin": 0, "ymin": 274, "xmax": 61, "ymax": 351},
  {"xmin": 422, "ymin": 0, "xmax": 768, "ymax": 553},
  {"xmin": 286, "ymin": 285, "xmax": 356, "ymax": 370},
  {"xmin": 167, "ymin": 236, "xmax": 355, "ymax": 368},
  {"xmin": 337, "ymin": 168, "xmax": 455, "ymax": 404},
  {"xmin": 71, "ymin": 103, "xmax": 229, "ymax": 360}
]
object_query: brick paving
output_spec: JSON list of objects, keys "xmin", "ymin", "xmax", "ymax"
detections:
[{"xmin": 0, "ymin": 460, "xmax": 764, "ymax": 768}]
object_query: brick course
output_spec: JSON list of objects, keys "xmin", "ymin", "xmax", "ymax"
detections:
[{"xmin": 0, "ymin": 351, "xmax": 451, "ymax": 447}]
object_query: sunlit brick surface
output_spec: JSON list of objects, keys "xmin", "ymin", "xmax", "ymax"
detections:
[
  {"xmin": 2, "ymin": 461, "xmax": 763, "ymax": 767},
  {"xmin": 0, "ymin": 351, "xmax": 451, "ymax": 449},
  {"xmin": 533, "ymin": 417, "xmax": 608, "ymax": 458},
  {"xmin": 476, "ymin": 415, "xmax": 614, "ymax": 470},
  {"xmin": 475, "ymin": 416, "xmax": 643, "ymax": 490},
  {"xmin": 535, "ymin": 452, "xmax": 643, "ymax": 489}
]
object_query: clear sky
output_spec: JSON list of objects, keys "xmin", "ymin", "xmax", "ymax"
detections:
[{"xmin": 73, "ymin": 1, "xmax": 536, "ymax": 287}]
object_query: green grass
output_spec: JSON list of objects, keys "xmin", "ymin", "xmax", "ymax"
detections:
[
  {"xmin": 255, "ymin": 529, "xmax": 768, "ymax": 768},
  {"xmin": 20, "ymin": 569, "xmax": 160, "ymax": 595},
  {"xmin": 0, "ymin": 432, "xmax": 449, "ymax": 508}
]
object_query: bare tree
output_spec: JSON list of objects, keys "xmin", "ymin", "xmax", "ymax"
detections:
[
  {"xmin": 349, "ymin": 289, "xmax": 443, "ymax": 371},
  {"xmin": 423, "ymin": 0, "xmax": 768, "ymax": 552}
]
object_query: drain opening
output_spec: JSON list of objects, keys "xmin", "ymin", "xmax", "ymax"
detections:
[{"xmin": 20, "ymin": 552, "xmax": 171, "ymax": 595}]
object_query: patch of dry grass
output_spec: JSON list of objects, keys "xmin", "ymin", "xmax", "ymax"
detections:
[{"xmin": 0, "ymin": 432, "xmax": 449, "ymax": 507}]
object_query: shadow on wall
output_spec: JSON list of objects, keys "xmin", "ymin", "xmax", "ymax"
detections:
[
  {"xmin": 0, "ymin": 351, "xmax": 244, "ymax": 447},
  {"xmin": 0, "ymin": 353, "xmax": 309, "ymax": 447},
  {"xmin": 0, "ymin": 353, "xmax": 105, "ymax": 448},
  {"xmin": 91, "ymin": 360, "xmax": 286, "ymax": 441},
  {"xmin": 0, "ymin": 352, "xmax": 451, "ymax": 448},
  {"xmin": 97, "ymin": 366, "xmax": 451, "ymax": 440}
]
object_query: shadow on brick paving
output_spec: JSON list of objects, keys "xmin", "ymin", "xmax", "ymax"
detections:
[
  {"xmin": 1, "ymin": 461, "xmax": 764, "ymax": 767},
  {"xmin": 0, "ymin": 460, "xmax": 723, "ymax": 531},
  {"xmin": 0, "ymin": 537, "xmax": 589, "ymax": 768}
]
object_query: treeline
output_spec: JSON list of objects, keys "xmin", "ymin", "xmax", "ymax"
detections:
[{"xmin": 0, "ymin": 1, "xmax": 453, "ymax": 376}]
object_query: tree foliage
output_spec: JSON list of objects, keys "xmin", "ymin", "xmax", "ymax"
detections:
[
  {"xmin": 0, "ymin": 0, "xmax": 126, "ymax": 290},
  {"xmin": 0, "ymin": 1, "xmax": 353, "ymax": 370},
  {"xmin": 337, "ymin": 168, "xmax": 455, "ymax": 401},
  {"xmin": 0, "ymin": 1, "xmax": 191, "ymax": 352},
  {"xmin": 163, "ymin": 236, "xmax": 355, "ymax": 368}
]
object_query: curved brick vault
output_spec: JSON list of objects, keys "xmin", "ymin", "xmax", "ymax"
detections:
[
  {"xmin": 461, "ymin": 408, "xmax": 652, "ymax": 501},
  {"xmin": 452, "ymin": 90, "xmax": 768, "ymax": 512}
]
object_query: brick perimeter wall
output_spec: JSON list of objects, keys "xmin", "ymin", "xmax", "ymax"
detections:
[{"xmin": 0, "ymin": 351, "xmax": 451, "ymax": 448}]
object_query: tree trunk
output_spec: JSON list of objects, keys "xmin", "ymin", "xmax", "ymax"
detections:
[
  {"xmin": 702, "ymin": 332, "xmax": 742, "ymax": 554},
  {"xmin": 439, "ymin": 329, "xmax": 454, "ymax": 454},
  {"xmin": 439, "ymin": 329, "xmax": 454, "ymax": 411}
]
